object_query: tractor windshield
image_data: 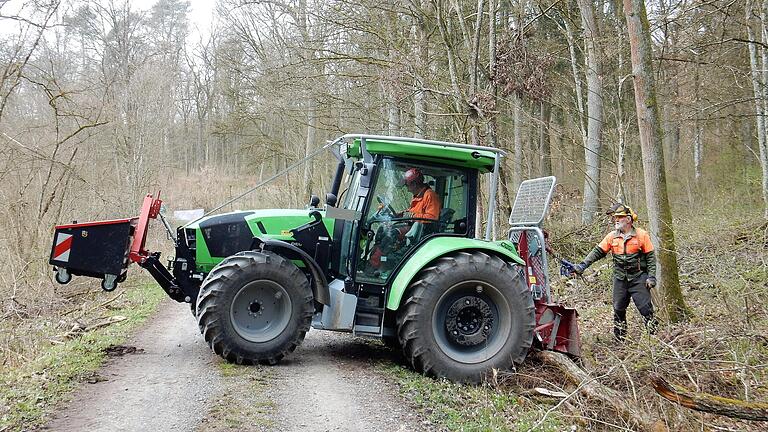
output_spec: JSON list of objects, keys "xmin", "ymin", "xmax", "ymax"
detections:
[{"xmin": 356, "ymin": 158, "xmax": 470, "ymax": 283}]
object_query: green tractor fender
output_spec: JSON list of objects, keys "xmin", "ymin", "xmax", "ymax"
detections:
[
  {"xmin": 252, "ymin": 237, "xmax": 331, "ymax": 306},
  {"xmin": 385, "ymin": 237, "xmax": 526, "ymax": 311}
]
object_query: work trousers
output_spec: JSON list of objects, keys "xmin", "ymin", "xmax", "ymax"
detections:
[{"xmin": 613, "ymin": 274, "xmax": 657, "ymax": 340}]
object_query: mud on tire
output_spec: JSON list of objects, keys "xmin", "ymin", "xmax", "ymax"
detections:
[
  {"xmin": 396, "ymin": 251, "xmax": 535, "ymax": 383},
  {"xmin": 196, "ymin": 251, "xmax": 314, "ymax": 365}
]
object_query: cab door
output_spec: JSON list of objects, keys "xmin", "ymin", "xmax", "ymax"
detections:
[
  {"xmin": 355, "ymin": 158, "xmax": 471, "ymax": 284},
  {"xmin": 329, "ymin": 160, "xmax": 374, "ymax": 279}
]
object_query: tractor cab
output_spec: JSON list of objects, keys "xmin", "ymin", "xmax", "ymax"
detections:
[
  {"xmin": 306, "ymin": 136, "xmax": 502, "ymax": 340},
  {"xmin": 333, "ymin": 154, "xmax": 477, "ymax": 284}
]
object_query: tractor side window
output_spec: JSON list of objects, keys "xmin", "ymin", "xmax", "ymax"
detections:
[
  {"xmin": 442, "ymin": 175, "xmax": 468, "ymax": 234},
  {"xmin": 356, "ymin": 159, "xmax": 469, "ymax": 283}
]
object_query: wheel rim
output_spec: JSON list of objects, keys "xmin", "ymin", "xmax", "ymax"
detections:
[
  {"xmin": 432, "ymin": 280, "xmax": 512, "ymax": 364},
  {"xmin": 230, "ymin": 279, "xmax": 292, "ymax": 343}
]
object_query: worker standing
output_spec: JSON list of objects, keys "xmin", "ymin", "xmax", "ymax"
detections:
[{"xmin": 570, "ymin": 203, "xmax": 658, "ymax": 341}]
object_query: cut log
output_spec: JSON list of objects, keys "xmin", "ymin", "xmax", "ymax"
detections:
[
  {"xmin": 650, "ymin": 373, "xmax": 768, "ymax": 421},
  {"xmin": 536, "ymin": 351, "xmax": 666, "ymax": 432}
]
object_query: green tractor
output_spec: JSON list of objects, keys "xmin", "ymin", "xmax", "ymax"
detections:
[{"xmin": 50, "ymin": 134, "xmax": 580, "ymax": 383}]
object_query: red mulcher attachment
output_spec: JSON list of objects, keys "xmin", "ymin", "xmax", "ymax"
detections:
[
  {"xmin": 509, "ymin": 177, "xmax": 581, "ymax": 358},
  {"xmin": 50, "ymin": 194, "xmax": 162, "ymax": 291}
]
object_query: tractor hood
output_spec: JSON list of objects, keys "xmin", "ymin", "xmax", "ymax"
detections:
[{"xmin": 185, "ymin": 209, "xmax": 335, "ymax": 272}]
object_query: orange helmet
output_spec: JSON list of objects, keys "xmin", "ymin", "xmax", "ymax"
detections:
[{"xmin": 401, "ymin": 168, "xmax": 424, "ymax": 186}]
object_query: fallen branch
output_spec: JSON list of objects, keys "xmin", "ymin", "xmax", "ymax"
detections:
[
  {"xmin": 55, "ymin": 315, "xmax": 127, "ymax": 340},
  {"xmin": 85, "ymin": 315, "xmax": 127, "ymax": 332},
  {"xmin": 536, "ymin": 351, "xmax": 665, "ymax": 432},
  {"xmin": 650, "ymin": 373, "xmax": 768, "ymax": 421},
  {"xmin": 64, "ymin": 290, "xmax": 125, "ymax": 317}
]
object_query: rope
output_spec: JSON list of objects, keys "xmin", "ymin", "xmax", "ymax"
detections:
[{"xmin": 184, "ymin": 141, "xmax": 336, "ymax": 227}]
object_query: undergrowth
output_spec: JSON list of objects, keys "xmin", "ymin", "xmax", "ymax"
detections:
[
  {"xmin": 380, "ymin": 362, "xmax": 568, "ymax": 431},
  {"xmin": 525, "ymin": 193, "xmax": 768, "ymax": 430}
]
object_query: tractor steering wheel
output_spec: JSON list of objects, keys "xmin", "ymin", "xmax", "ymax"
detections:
[{"xmin": 374, "ymin": 194, "xmax": 397, "ymax": 219}]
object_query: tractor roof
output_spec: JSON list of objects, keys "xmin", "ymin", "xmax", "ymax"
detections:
[{"xmin": 343, "ymin": 135, "xmax": 501, "ymax": 173}]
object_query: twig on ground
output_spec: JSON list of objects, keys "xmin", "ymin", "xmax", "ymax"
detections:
[{"xmin": 71, "ymin": 290, "xmax": 125, "ymax": 319}]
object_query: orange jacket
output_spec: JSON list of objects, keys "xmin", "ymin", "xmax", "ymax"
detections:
[
  {"xmin": 408, "ymin": 187, "xmax": 440, "ymax": 221},
  {"xmin": 597, "ymin": 228, "xmax": 655, "ymax": 256},
  {"xmin": 584, "ymin": 227, "xmax": 656, "ymax": 281}
]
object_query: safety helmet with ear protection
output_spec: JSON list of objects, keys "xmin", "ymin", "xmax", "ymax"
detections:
[{"xmin": 606, "ymin": 203, "xmax": 638, "ymax": 222}]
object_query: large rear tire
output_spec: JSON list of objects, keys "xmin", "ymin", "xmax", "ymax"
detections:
[
  {"xmin": 196, "ymin": 251, "xmax": 314, "ymax": 365},
  {"xmin": 396, "ymin": 251, "xmax": 535, "ymax": 383}
]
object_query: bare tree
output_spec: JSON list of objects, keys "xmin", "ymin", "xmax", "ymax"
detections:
[
  {"xmin": 624, "ymin": 0, "xmax": 688, "ymax": 322},
  {"xmin": 576, "ymin": 0, "xmax": 604, "ymax": 223},
  {"xmin": 0, "ymin": 1, "xmax": 61, "ymax": 121},
  {"xmin": 746, "ymin": 0, "xmax": 768, "ymax": 218}
]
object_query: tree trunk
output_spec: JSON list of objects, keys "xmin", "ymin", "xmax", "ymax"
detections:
[
  {"xmin": 385, "ymin": 8, "xmax": 401, "ymax": 135},
  {"xmin": 488, "ymin": 0, "xmax": 503, "ymax": 237},
  {"xmin": 563, "ymin": 18, "xmax": 588, "ymax": 152},
  {"xmin": 624, "ymin": 0, "xmax": 689, "ymax": 322},
  {"xmin": 469, "ymin": 0, "xmax": 485, "ymax": 146},
  {"xmin": 577, "ymin": 0, "xmax": 604, "ymax": 223},
  {"xmin": 693, "ymin": 57, "xmax": 703, "ymax": 184},
  {"xmin": 435, "ymin": 2, "xmax": 465, "ymax": 120},
  {"xmin": 747, "ymin": 0, "xmax": 768, "ymax": 218},
  {"xmin": 537, "ymin": 351, "xmax": 663, "ymax": 432},
  {"xmin": 488, "ymin": 0, "xmax": 498, "ymax": 152},
  {"xmin": 539, "ymin": 99, "xmax": 552, "ymax": 176},
  {"xmin": 304, "ymin": 97, "xmax": 317, "ymax": 200},
  {"xmin": 414, "ymin": 0, "xmax": 430, "ymax": 138},
  {"xmin": 513, "ymin": 93, "xmax": 523, "ymax": 190},
  {"xmin": 758, "ymin": 0, "xmax": 768, "ymax": 218},
  {"xmin": 616, "ymin": 15, "xmax": 630, "ymax": 202}
]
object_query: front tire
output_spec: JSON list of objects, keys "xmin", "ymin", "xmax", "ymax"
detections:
[
  {"xmin": 396, "ymin": 251, "xmax": 535, "ymax": 383},
  {"xmin": 196, "ymin": 251, "xmax": 314, "ymax": 365}
]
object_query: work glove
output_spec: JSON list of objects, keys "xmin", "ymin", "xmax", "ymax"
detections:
[
  {"xmin": 572, "ymin": 262, "xmax": 587, "ymax": 275},
  {"xmin": 646, "ymin": 276, "xmax": 657, "ymax": 289},
  {"xmin": 559, "ymin": 259, "xmax": 576, "ymax": 277}
]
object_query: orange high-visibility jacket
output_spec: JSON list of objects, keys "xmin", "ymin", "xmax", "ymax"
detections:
[
  {"xmin": 584, "ymin": 227, "xmax": 657, "ymax": 281},
  {"xmin": 408, "ymin": 187, "xmax": 440, "ymax": 221}
]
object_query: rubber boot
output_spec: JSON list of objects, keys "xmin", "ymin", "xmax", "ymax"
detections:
[
  {"xmin": 642, "ymin": 312, "xmax": 659, "ymax": 335},
  {"xmin": 613, "ymin": 309, "xmax": 627, "ymax": 342}
]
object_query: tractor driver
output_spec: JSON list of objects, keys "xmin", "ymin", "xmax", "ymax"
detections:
[
  {"xmin": 363, "ymin": 168, "xmax": 441, "ymax": 278},
  {"xmin": 397, "ymin": 167, "xmax": 440, "ymax": 223}
]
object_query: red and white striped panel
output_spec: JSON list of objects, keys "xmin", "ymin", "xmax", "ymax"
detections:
[{"xmin": 53, "ymin": 233, "xmax": 73, "ymax": 262}]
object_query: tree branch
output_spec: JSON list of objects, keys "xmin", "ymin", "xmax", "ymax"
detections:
[{"xmin": 650, "ymin": 374, "xmax": 768, "ymax": 421}]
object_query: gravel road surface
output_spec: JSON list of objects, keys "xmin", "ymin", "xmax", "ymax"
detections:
[{"xmin": 41, "ymin": 302, "xmax": 429, "ymax": 432}]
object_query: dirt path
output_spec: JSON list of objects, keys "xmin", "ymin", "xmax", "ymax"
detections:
[
  {"xmin": 42, "ymin": 300, "xmax": 221, "ymax": 431},
  {"xmin": 266, "ymin": 331, "xmax": 427, "ymax": 432},
  {"xmin": 42, "ymin": 302, "xmax": 430, "ymax": 432}
]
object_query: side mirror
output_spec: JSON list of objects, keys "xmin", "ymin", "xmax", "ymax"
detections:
[
  {"xmin": 309, "ymin": 195, "xmax": 320, "ymax": 208},
  {"xmin": 325, "ymin": 193, "xmax": 337, "ymax": 206}
]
